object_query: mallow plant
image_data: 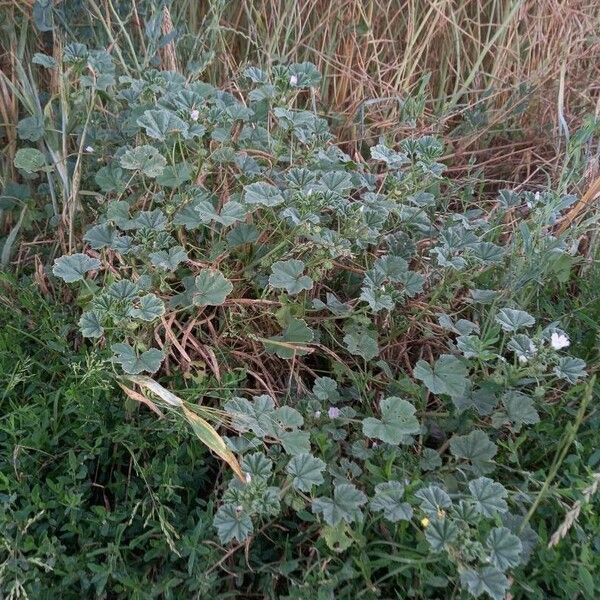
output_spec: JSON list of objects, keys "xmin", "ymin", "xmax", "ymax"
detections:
[{"xmin": 11, "ymin": 45, "xmax": 589, "ymax": 598}]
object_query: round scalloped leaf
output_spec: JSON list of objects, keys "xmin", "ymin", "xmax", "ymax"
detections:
[
  {"xmin": 362, "ymin": 397, "xmax": 420, "ymax": 444},
  {"xmin": 495, "ymin": 308, "xmax": 535, "ymax": 332},
  {"xmin": 192, "ymin": 269, "xmax": 233, "ymax": 306},
  {"xmin": 14, "ymin": 148, "xmax": 46, "ymax": 173},
  {"xmin": 468, "ymin": 477, "xmax": 508, "ymax": 518},
  {"xmin": 213, "ymin": 504, "xmax": 253, "ymax": 544},
  {"xmin": 286, "ymin": 453, "xmax": 326, "ymax": 492},
  {"xmin": 243, "ymin": 182, "xmax": 284, "ymax": 207},
  {"xmin": 52, "ymin": 253, "xmax": 101, "ymax": 283},
  {"xmin": 78, "ymin": 311, "xmax": 104, "ymax": 338},
  {"xmin": 269, "ymin": 259, "xmax": 313, "ymax": 295},
  {"xmin": 369, "ymin": 481, "xmax": 413, "ymax": 522},
  {"xmin": 111, "ymin": 343, "xmax": 164, "ymax": 375},
  {"xmin": 413, "ymin": 354, "xmax": 468, "ymax": 398},
  {"xmin": 312, "ymin": 483, "xmax": 367, "ymax": 526},
  {"xmin": 129, "ymin": 294, "xmax": 165, "ymax": 322},
  {"xmin": 486, "ymin": 527, "xmax": 523, "ymax": 570},
  {"xmin": 119, "ymin": 145, "xmax": 166, "ymax": 178}
]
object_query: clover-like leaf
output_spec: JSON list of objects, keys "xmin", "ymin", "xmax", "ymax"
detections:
[
  {"xmin": 486, "ymin": 527, "xmax": 523, "ymax": 570},
  {"xmin": 192, "ymin": 269, "xmax": 233, "ymax": 306},
  {"xmin": 554, "ymin": 356, "xmax": 586, "ymax": 384},
  {"xmin": 14, "ymin": 148, "xmax": 46, "ymax": 173},
  {"xmin": 111, "ymin": 343, "xmax": 164, "ymax": 375},
  {"xmin": 415, "ymin": 485, "xmax": 452, "ymax": 518},
  {"xmin": 362, "ymin": 397, "xmax": 420, "ymax": 444},
  {"xmin": 468, "ymin": 477, "xmax": 508, "ymax": 517},
  {"xmin": 224, "ymin": 394, "xmax": 276, "ymax": 438},
  {"xmin": 32, "ymin": 53, "xmax": 57, "ymax": 69},
  {"xmin": 312, "ymin": 483, "xmax": 367, "ymax": 526},
  {"xmin": 119, "ymin": 145, "xmax": 166, "ymax": 178},
  {"xmin": 269, "ymin": 259, "xmax": 313, "ymax": 295},
  {"xmin": 149, "ymin": 246, "xmax": 188, "ymax": 271},
  {"xmin": 52, "ymin": 253, "xmax": 101, "ymax": 283},
  {"xmin": 460, "ymin": 567, "xmax": 509, "ymax": 600},
  {"xmin": 287, "ymin": 62, "xmax": 321, "ymax": 87},
  {"xmin": 243, "ymin": 182, "xmax": 284, "ymax": 207},
  {"xmin": 286, "ymin": 453, "xmax": 326, "ymax": 491},
  {"xmin": 369, "ymin": 481, "xmax": 413, "ymax": 522},
  {"xmin": 495, "ymin": 308, "xmax": 535, "ymax": 332},
  {"xmin": 279, "ymin": 429, "xmax": 311, "ymax": 456},
  {"xmin": 78, "ymin": 311, "xmax": 104, "ymax": 338},
  {"xmin": 425, "ymin": 518, "xmax": 459, "ymax": 551},
  {"xmin": 129, "ymin": 294, "xmax": 165, "ymax": 322},
  {"xmin": 414, "ymin": 354, "xmax": 468, "ymax": 398},
  {"xmin": 213, "ymin": 504, "xmax": 253, "ymax": 544}
]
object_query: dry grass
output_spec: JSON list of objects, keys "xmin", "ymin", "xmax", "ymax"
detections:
[{"xmin": 1, "ymin": 0, "xmax": 599, "ymax": 185}]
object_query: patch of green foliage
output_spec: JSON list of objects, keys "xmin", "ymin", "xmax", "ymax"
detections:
[{"xmin": 1, "ymin": 37, "xmax": 600, "ymax": 600}]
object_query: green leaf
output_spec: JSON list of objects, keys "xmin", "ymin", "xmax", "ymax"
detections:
[
  {"xmin": 156, "ymin": 163, "xmax": 192, "ymax": 188},
  {"xmin": 279, "ymin": 429, "xmax": 311, "ymax": 455},
  {"xmin": 149, "ymin": 246, "xmax": 188, "ymax": 271},
  {"xmin": 460, "ymin": 567, "xmax": 509, "ymax": 600},
  {"xmin": 312, "ymin": 376, "xmax": 340, "ymax": 402},
  {"xmin": 227, "ymin": 223, "xmax": 259, "ymax": 247},
  {"xmin": 83, "ymin": 223, "xmax": 117, "ymax": 250},
  {"xmin": 502, "ymin": 391, "xmax": 540, "ymax": 430},
  {"xmin": 192, "ymin": 269, "xmax": 233, "ymax": 306},
  {"xmin": 78, "ymin": 311, "xmax": 104, "ymax": 338},
  {"xmin": 129, "ymin": 294, "xmax": 165, "ymax": 321},
  {"xmin": 264, "ymin": 318, "xmax": 314, "ymax": 359},
  {"xmin": 17, "ymin": 115, "xmax": 44, "ymax": 141},
  {"xmin": 119, "ymin": 145, "xmax": 166, "ymax": 178},
  {"xmin": 52, "ymin": 253, "xmax": 101, "ymax": 283},
  {"xmin": 415, "ymin": 485, "xmax": 452, "ymax": 517},
  {"xmin": 224, "ymin": 394, "xmax": 276, "ymax": 437},
  {"xmin": 450, "ymin": 430, "xmax": 497, "ymax": 465},
  {"xmin": 495, "ymin": 308, "xmax": 535, "ymax": 332},
  {"xmin": 213, "ymin": 504, "xmax": 253, "ymax": 544},
  {"xmin": 269, "ymin": 259, "xmax": 313, "ymax": 295},
  {"xmin": 362, "ymin": 396, "xmax": 420, "ymax": 444},
  {"xmin": 241, "ymin": 452, "xmax": 273, "ymax": 480},
  {"xmin": 370, "ymin": 144, "xmax": 407, "ymax": 168},
  {"xmin": 374, "ymin": 255, "xmax": 408, "ymax": 282},
  {"xmin": 288, "ymin": 62, "xmax": 321, "ymax": 87},
  {"xmin": 554, "ymin": 356, "xmax": 587, "ymax": 383},
  {"xmin": 243, "ymin": 182, "xmax": 284, "ymax": 207},
  {"xmin": 425, "ymin": 518, "xmax": 459, "ymax": 551},
  {"xmin": 32, "ymin": 53, "xmax": 57, "ymax": 68},
  {"xmin": 322, "ymin": 522, "xmax": 354, "ymax": 553},
  {"xmin": 14, "ymin": 148, "xmax": 46, "ymax": 173},
  {"xmin": 137, "ymin": 109, "xmax": 188, "ymax": 141},
  {"xmin": 414, "ymin": 354, "xmax": 468, "ymax": 398},
  {"xmin": 486, "ymin": 527, "xmax": 522, "ymax": 570},
  {"xmin": 286, "ymin": 453, "xmax": 326, "ymax": 491},
  {"xmin": 107, "ymin": 279, "xmax": 139, "ymax": 301},
  {"xmin": 343, "ymin": 328, "xmax": 379, "ymax": 361},
  {"xmin": 369, "ymin": 481, "xmax": 413, "ymax": 522},
  {"xmin": 468, "ymin": 477, "xmax": 508, "ymax": 517},
  {"xmin": 111, "ymin": 343, "xmax": 164, "ymax": 375},
  {"xmin": 95, "ymin": 165, "xmax": 127, "ymax": 193},
  {"xmin": 312, "ymin": 483, "xmax": 367, "ymax": 526}
]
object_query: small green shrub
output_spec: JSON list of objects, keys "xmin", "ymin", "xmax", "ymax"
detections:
[{"xmin": 4, "ymin": 45, "xmax": 598, "ymax": 599}]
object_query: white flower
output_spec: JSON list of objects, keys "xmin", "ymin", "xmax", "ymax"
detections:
[
  {"xmin": 518, "ymin": 355, "xmax": 528, "ymax": 364},
  {"xmin": 290, "ymin": 75, "xmax": 298, "ymax": 86},
  {"xmin": 190, "ymin": 109, "xmax": 200, "ymax": 121},
  {"xmin": 314, "ymin": 410, "xmax": 321, "ymax": 418},
  {"xmin": 550, "ymin": 332, "xmax": 570, "ymax": 350},
  {"xmin": 244, "ymin": 473, "xmax": 252, "ymax": 484},
  {"xmin": 328, "ymin": 406, "xmax": 340, "ymax": 419},
  {"xmin": 84, "ymin": 145, "xmax": 94, "ymax": 153}
]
